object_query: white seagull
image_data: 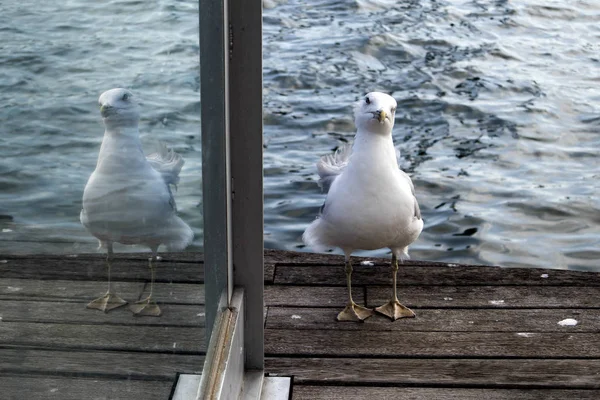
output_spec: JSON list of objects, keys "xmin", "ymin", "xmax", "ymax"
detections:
[
  {"xmin": 303, "ymin": 92, "xmax": 423, "ymax": 322},
  {"xmin": 81, "ymin": 88, "xmax": 193, "ymax": 316}
]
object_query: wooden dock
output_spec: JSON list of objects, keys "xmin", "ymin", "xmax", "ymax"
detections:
[{"xmin": 1, "ymin": 250, "xmax": 600, "ymax": 399}]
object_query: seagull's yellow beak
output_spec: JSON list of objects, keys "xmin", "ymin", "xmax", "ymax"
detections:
[
  {"xmin": 378, "ymin": 110, "xmax": 387, "ymax": 123},
  {"xmin": 100, "ymin": 104, "xmax": 113, "ymax": 117}
]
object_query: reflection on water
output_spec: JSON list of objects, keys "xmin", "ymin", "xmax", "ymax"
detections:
[
  {"xmin": 81, "ymin": 88, "xmax": 194, "ymax": 316},
  {"xmin": 0, "ymin": 0, "xmax": 599, "ymax": 271},
  {"xmin": 0, "ymin": 0, "xmax": 201, "ymax": 254}
]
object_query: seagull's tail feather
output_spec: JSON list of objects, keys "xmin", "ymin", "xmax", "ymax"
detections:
[
  {"xmin": 302, "ymin": 218, "xmax": 330, "ymax": 253},
  {"xmin": 164, "ymin": 216, "xmax": 194, "ymax": 252},
  {"xmin": 316, "ymin": 143, "xmax": 352, "ymax": 192},
  {"xmin": 146, "ymin": 142, "xmax": 185, "ymax": 187}
]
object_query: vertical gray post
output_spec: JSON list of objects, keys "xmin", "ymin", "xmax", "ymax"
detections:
[
  {"xmin": 229, "ymin": 0, "xmax": 264, "ymax": 370},
  {"xmin": 200, "ymin": 0, "xmax": 231, "ymax": 343}
]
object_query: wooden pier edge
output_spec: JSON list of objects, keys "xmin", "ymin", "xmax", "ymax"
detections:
[{"xmin": 1, "ymin": 249, "xmax": 599, "ymax": 399}]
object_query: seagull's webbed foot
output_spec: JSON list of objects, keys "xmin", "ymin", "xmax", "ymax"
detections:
[
  {"xmin": 130, "ymin": 250, "xmax": 162, "ymax": 317},
  {"xmin": 87, "ymin": 291, "xmax": 128, "ymax": 313},
  {"xmin": 375, "ymin": 299, "xmax": 415, "ymax": 321},
  {"xmin": 88, "ymin": 244, "xmax": 126, "ymax": 312},
  {"xmin": 337, "ymin": 302, "xmax": 374, "ymax": 322},
  {"xmin": 129, "ymin": 297, "xmax": 161, "ymax": 317},
  {"xmin": 375, "ymin": 253, "xmax": 416, "ymax": 321}
]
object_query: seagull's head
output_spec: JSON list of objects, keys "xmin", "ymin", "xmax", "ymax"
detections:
[
  {"xmin": 98, "ymin": 88, "xmax": 140, "ymax": 128},
  {"xmin": 353, "ymin": 92, "xmax": 397, "ymax": 135}
]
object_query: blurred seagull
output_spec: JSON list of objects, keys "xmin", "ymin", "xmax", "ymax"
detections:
[
  {"xmin": 81, "ymin": 88, "xmax": 193, "ymax": 316},
  {"xmin": 303, "ymin": 92, "xmax": 423, "ymax": 322}
]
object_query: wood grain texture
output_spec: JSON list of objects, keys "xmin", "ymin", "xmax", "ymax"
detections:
[
  {"xmin": 0, "ymin": 321, "xmax": 205, "ymax": 353},
  {"xmin": 266, "ymin": 357, "xmax": 600, "ymax": 388},
  {"xmin": 291, "ymin": 386, "xmax": 600, "ymax": 400},
  {"xmin": 1, "ymin": 253, "xmax": 273, "ymax": 283},
  {"xmin": 0, "ymin": 278, "xmax": 145, "ymax": 301},
  {"xmin": 1, "ymin": 252, "xmax": 203, "ymax": 262},
  {"xmin": 265, "ymin": 329, "xmax": 600, "ymax": 358},
  {"xmin": 138, "ymin": 283, "xmax": 205, "ymax": 304},
  {"xmin": 267, "ymin": 284, "xmax": 600, "ymax": 309},
  {"xmin": 266, "ymin": 307, "xmax": 597, "ymax": 332},
  {"xmin": 0, "ymin": 279, "xmax": 205, "ymax": 304},
  {"xmin": 264, "ymin": 263, "xmax": 276, "ymax": 283},
  {"xmin": 0, "ymin": 348, "xmax": 204, "ymax": 379},
  {"xmin": 265, "ymin": 249, "xmax": 470, "ymax": 267},
  {"xmin": 273, "ymin": 264, "xmax": 599, "ymax": 286},
  {"xmin": 0, "ymin": 375, "xmax": 174, "ymax": 400},
  {"xmin": 0, "ymin": 257, "xmax": 203, "ymax": 282},
  {"xmin": 3, "ymin": 250, "xmax": 600, "ymax": 398},
  {"xmin": 367, "ymin": 285, "xmax": 600, "ymax": 308},
  {"xmin": 0, "ymin": 300, "xmax": 204, "ymax": 326},
  {"xmin": 265, "ymin": 285, "xmax": 364, "ymax": 307}
]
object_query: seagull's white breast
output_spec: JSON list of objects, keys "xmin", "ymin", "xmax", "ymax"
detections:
[
  {"xmin": 307, "ymin": 131, "xmax": 422, "ymax": 252},
  {"xmin": 81, "ymin": 133, "xmax": 175, "ymax": 245}
]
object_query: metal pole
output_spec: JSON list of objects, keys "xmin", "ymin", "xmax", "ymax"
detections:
[
  {"xmin": 200, "ymin": 0, "xmax": 231, "ymax": 343},
  {"xmin": 229, "ymin": 0, "xmax": 264, "ymax": 370}
]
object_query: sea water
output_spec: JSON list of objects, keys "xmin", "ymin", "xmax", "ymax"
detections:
[{"xmin": 1, "ymin": 0, "xmax": 599, "ymax": 271}]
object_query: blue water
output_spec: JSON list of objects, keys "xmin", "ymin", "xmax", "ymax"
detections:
[{"xmin": 1, "ymin": 0, "xmax": 599, "ymax": 271}]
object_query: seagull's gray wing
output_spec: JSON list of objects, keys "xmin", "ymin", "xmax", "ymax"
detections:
[
  {"xmin": 146, "ymin": 142, "xmax": 185, "ymax": 211},
  {"xmin": 399, "ymin": 170, "xmax": 421, "ymax": 220},
  {"xmin": 146, "ymin": 142, "xmax": 185, "ymax": 187},
  {"xmin": 316, "ymin": 143, "xmax": 352, "ymax": 193},
  {"xmin": 395, "ymin": 147, "xmax": 421, "ymax": 220}
]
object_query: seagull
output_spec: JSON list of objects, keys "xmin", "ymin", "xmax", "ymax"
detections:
[
  {"xmin": 81, "ymin": 88, "xmax": 193, "ymax": 316},
  {"xmin": 303, "ymin": 92, "xmax": 423, "ymax": 322}
]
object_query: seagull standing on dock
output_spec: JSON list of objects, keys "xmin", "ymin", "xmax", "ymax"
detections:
[
  {"xmin": 303, "ymin": 92, "xmax": 423, "ymax": 322},
  {"xmin": 81, "ymin": 88, "xmax": 193, "ymax": 316}
]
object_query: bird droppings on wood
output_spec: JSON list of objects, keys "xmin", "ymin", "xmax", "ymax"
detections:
[{"xmin": 558, "ymin": 318, "xmax": 578, "ymax": 327}]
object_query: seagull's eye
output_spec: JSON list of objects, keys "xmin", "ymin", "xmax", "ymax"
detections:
[
  {"xmin": 391, "ymin": 107, "xmax": 397, "ymax": 113},
  {"xmin": 365, "ymin": 97, "xmax": 371, "ymax": 105},
  {"xmin": 122, "ymin": 93, "xmax": 130, "ymax": 101}
]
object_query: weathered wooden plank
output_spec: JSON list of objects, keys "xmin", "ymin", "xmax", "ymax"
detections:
[
  {"xmin": 367, "ymin": 285, "xmax": 600, "ymax": 309},
  {"xmin": 265, "ymin": 286, "xmax": 364, "ymax": 307},
  {"xmin": 1, "ymin": 251, "xmax": 203, "ymax": 263},
  {"xmin": 291, "ymin": 386, "xmax": 600, "ymax": 400},
  {"xmin": 0, "ymin": 278, "xmax": 145, "ymax": 301},
  {"xmin": 0, "ymin": 322, "xmax": 205, "ymax": 353},
  {"xmin": 2, "ymin": 248, "xmax": 599, "ymax": 400},
  {"xmin": 0, "ymin": 279, "xmax": 205, "ymax": 304},
  {"xmin": 0, "ymin": 255, "xmax": 273, "ymax": 284},
  {"xmin": 273, "ymin": 264, "xmax": 600, "ymax": 286},
  {"xmin": 0, "ymin": 258, "xmax": 203, "ymax": 282},
  {"xmin": 266, "ymin": 307, "xmax": 598, "ymax": 332},
  {"xmin": 266, "ymin": 249, "xmax": 482, "ymax": 267},
  {"xmin": 267, "ymin": 357, "xmax": 600, "ymax": 388},
  {"xmin": 264, "ymin": 262, "xmax": 276, "ymax": 284},
  {"xmin": 265, "ymin": 330, "xmax": 600, "ymax": 358},
  {"xmin": 0, "ymin": 375, "xmax": 174, "ymax": 400},
  {"xmin": 266, "ymin": 284, "xmax": 600, "ymax": 309},
  {"xmin": 0, "ymin": 300, "xmax": 204, "ymax": 326},
  {"xmin": 138, "ymin": 283, "xmax": 204, "ymax": 304},
  {"xmin": 0, "ymin": 348, "xmax": 204, "ymax": 379}
]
